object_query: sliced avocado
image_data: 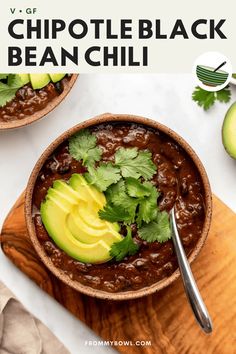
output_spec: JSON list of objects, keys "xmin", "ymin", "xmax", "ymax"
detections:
[
  {"xmin": 40, "ymin": 176, "xmax": 123, "ymax": 263},
  {"xmin": 222, "ymin": 102, "xmax": 236, "ymax": 159},
  {"xmin": 47, "ymin": 189, "xmax": 72, "ymax": 212},
  {"xmin": 41, "ymin": 200, "xmax": 112, "ymax": 263},
  {"xmin": 69, "ymin": 174, "xmax": 106, "ymax": 209},
  {"xmin": 49, "ymin": 73, "xmax": 66, "ymax": 83},
  {"xmin": 69, "ymin": 174, "xmax": 119, "ymax": 232},
  {"xmin": 18, "ymin": 74, "xmax": 30, "ymax": 86},
  {"xmin": 45, "ymin": 193, "xmax": 71, "ymax": 213},
  {"xmin": 53, "ymin": 180, "xmax": 86, "ymax": 204},
  {"xmin": 67, "ymin": 210, "xmax": 122, "ymax": 246},
  {"xmin": 78, "ymin": 202, "xmax": 109, "ymax": 229},
  {"xmin": 30, "ymin": 74, "xmax": 50, "ymax": 90}
]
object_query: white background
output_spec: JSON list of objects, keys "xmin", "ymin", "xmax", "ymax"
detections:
[{"xmin": 0, "ymin": 74, "xmax": 235, "ymax": 353}]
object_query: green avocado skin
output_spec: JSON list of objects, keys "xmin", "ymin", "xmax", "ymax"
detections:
[{"xmin": 222, "ymin": 102, "xmax": 236, "ymax": 159}]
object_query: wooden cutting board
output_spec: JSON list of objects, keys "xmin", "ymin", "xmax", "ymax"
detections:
[{"xmin": 1, "ymin": 193, "xmax": 236, "ymax": 354}]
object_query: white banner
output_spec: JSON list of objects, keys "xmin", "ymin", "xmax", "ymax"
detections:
[{"xmin": 0, "ymin": 0, "xmax": 235, "ymax": 72}]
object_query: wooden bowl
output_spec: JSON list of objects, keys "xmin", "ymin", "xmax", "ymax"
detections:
[
  {"xmin": 0, "ymin": 74, "xmax": 78, "ymax": 131},
  {"xmin": 25, "ymin": 113, "xmax": 212, "ymax": 300}
]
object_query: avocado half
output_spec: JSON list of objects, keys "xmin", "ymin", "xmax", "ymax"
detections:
[{"xmin": 222, "ymin": 102, "xmax": 236, "ymax": 159}]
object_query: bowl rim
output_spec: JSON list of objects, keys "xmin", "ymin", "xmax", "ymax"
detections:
[
  {"xmin": 0, "ymin": 74, "xmax": 78, "ymax": 131},
  {"xmin": 25, "ymin": 113, "xmax": 212, "ymax": 301},
  {"xmin": 196, "ymin": 65, "xmax": 228, "ymax": 75}
]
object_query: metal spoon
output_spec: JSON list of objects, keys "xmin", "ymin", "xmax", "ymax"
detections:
[{"xmin": 170, "ymin": 208, "xmax": 213, "ymax": 333}]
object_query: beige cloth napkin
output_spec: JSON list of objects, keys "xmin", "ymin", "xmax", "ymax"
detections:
[{"xmin": 0, "ymin": 282, "xmax": 69, "ymax": 354}]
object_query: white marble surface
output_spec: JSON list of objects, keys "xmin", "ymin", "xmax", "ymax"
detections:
[{"xmin": 0, "ymin": 74, "xmax": 235, "ymax": 353}]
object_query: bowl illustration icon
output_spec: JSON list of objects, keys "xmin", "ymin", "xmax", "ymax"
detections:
[{"xmin": 196, "ymin": 65, "xmax": 229, "ymax": 87}]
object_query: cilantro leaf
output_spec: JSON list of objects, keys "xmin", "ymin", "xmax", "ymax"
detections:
[
  {"xmin": 105, "ymin": 179, "xmax": 127, "ymax": 204},
  {"xmin": 115, "ymin": 147, "xmax": 156, "ymax": 180},
  {"xmin": 84, "ymin": 163, "xmax": 121, "ymax": 192},
  {"xmin": 7, "ymin": 74, "xmax": 23, "ymax": 88},
  {"xmin": 115, "ymin": 147, "xmax": 138, "ymax": 163},
  {"xmin": 125, "ymin": 177, "xmax": 151, "ymax": 198},
  {"xmin": 192, "ymin": 86, "xmax": 231, "ymax": 111},
  {"xmin": 104, "ymin": 180, "xmax": 138, "ymax": 224},
  {"xmin": 136, "ymin": 182, "xmax": 159, "ymax": 226},
  {"xmin": 0, "ymin": 74, "xmax": 24, "ymax": 107},
  {"xmin": 106, "ymin": 180, "xmax": 140, "ymax": 222},
  {"xmin": 0, "ymin": 82, "xmax": 17, "ymax": 107},
  {"xmin": 102, "ymin": 179, "xmax": 159, "ymax": 226},
  {"xmin": 192, "ymin": 87, "xmax": 215, "ymax": 110},
  {"xmin": 138, "ymin": 211, "xmax": 172, "ymax": 243},
  {"xmin": 69, "ymin": 129, "xmax": 102, "ymax": 167},
  {"xmin": 110, "ymin": 226, "xmax": 139, "ymax": 261},
  {"xmin": 216, "ymin": 87, "xmax": 231, "ymax": 103},
  {"xmin": 99, "ymin": 204, "xmax": 132, "ymax": 223},
  {"xmin": 106, "ymin": 180, "xmax": 138, "ymax": 210}
]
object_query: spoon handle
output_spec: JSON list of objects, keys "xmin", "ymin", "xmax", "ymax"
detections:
[
  {"xmin": 213, "ymin": 61, "xmax": 226, "ymax": 72},
  {"xmin": 170, "ymin": 209, "xmax": 213, "ymax": 333}
]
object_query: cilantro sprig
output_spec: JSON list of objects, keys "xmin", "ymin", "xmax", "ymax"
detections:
[
  {"xmin": 69, "ymin": 129, "xmax": 102, "ymax": 167},
  {"xmin": 99, "ymin": 177, "xmax": 160, "ymax": 227},
  {"xmin": 115, "ymin": 147, "xmax": 156, "ymax": 180},
  {"xmin": 110, "ymin": 226, "xmax": 139, "ymax": 261},
  {"xmin": 70, "ymin": 129, "xmax": 157, "ymax": 188},
  {"xmin": 138, "ymin": 211, "xmax": 172, "ymax": 243},
  {"xmin": 192, "ymin": 86, "xmax": 231, "ymax": 111},
  {"xmin": 99, "ymin": 204, "xmax": 132, "ymax": 223},
  {"xmin": 85, "ymin": 163, "xmax": 121, "ymax": 191},
  {"xmin": 0, "ymin": 74, "xmax": 24, "ymax": 107},
  {"xmin": 70, "ymin": 130, "xmax": 157, "ymax": 181},
  {"xmin": 136, "ymin": 181, "xmax": 159, "ymax": 226},
  {"xmin": 125, "ymin": 177, "xmax": 152, "ymax": 198},
  {"xmin": 99, "ymin": 180, "xmax": 138, "ymax": 224},
  {"xmin": 68, "ymin": 128, "xmax": 172, "ymax": 262}
]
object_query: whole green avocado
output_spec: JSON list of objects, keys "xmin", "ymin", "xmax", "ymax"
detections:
[{"xmin": 222, "ymin": 102, "xmax": 236, "ymax": 159}]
